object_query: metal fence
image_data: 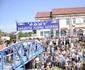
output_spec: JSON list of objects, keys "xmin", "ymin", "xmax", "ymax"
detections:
[{"xmin": 0, "ymin": 40, "xmax": 44, "ymax": 70}]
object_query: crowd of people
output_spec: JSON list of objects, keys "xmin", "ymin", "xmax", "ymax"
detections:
[
  {"xmin": 31, "ymin": 35, "xmax": 85, "ymax": 70},
  {"xmin": 0, "ymin": 35, "xmax": 85, "ymax": 70}
]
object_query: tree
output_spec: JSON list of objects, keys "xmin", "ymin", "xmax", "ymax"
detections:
[
  {"xmin": 18, "ymin": 31, "xmax": 32, "ymax": 39},
  {"xmin": 0, "ymin": 30, "xmax": 4, "ymax": 41},
  {"xmin": 0, "ymin": 30, "xmax": 1, "ymax": 41},
  {"xmin": 18, "ymin": 31, "xmax": 23, "ymax": 39},
  {"xmin": 0, "ymin": 30, "xmax": 1, "ymax": 33},
  {"xmin": 9, "ymin": 33, "xmax": 16, "ymax": 40},
  {"xmin": 28, "ymin": 32, "xmax": 32, "ymax": 37}
]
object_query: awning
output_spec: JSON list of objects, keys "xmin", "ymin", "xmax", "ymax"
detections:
[{"xmin": 61, "ymin": 28, "xmax": 68, "ymax": 31}]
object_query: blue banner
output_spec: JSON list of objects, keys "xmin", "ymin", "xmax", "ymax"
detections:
[{"xmin": 16, "ymin": 21, "xmax": 59, "ymax": 31}]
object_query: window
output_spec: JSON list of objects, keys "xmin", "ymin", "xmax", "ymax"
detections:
[
  {"xmin": 33, "ymin": 30, "xmax": 36, "ymax": 34},
  {"xmin": 72, "ymin": 18, "xmax": 76, "ymax": 24},
  {"xmin": 77, "ymin": 29, "xmax": 83, "ymax": 36},
  {"xmin": 44, "ymin": 31, "xmax": 50, "ymax": 37},
  {"xmin": 44, "ymin": 31, "xmax": 49, "ymax": 34},
  {"xmin": 61, "ymin": 31, "xmax": 66, "ymax": 36},
  {"xmin": 83, "ymin": 17, "xmax": 85, "ymax": 23},
  {"xmin": 40, "ymin": 31, "xmax": 43, "ymax": 36},
  {"xmin": 66, "ymin": 18, "xmax": 69, "ymax": 25}
]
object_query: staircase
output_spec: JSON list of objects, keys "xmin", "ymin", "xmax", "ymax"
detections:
[{"xmin": 0, "ymin": 40, "xmax": 44, "ymax": 70}]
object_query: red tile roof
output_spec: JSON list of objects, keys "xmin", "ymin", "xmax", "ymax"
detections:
[
  {"xmin": 35, "ymin": 12, "xmax": 51, "ymax": 18},
  {"xmin": 52, "ymin": 7, "xmax": 85, "ymax": 15}
]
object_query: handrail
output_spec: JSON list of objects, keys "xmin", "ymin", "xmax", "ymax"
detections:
[{"xmin": 0, "ymin": 40, "xmax": 44, "ymax": 70}]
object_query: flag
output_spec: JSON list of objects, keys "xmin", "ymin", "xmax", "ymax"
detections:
[{"xmin": 17, "ymin": 22, "xmax": 24, "ymax": 25}]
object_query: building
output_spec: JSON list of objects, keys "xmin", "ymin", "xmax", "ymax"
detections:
[{"xmin": 35, "ymin": 7, "xmax": 85, "ymax": 38}]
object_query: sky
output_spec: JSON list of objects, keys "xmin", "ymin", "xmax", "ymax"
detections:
[{"xmin": 0, "ymin": 0, "xmax": 85, "ymax": 33}]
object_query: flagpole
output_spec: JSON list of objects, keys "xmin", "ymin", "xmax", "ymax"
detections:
[{"xmin": 16, "ymin": 20, "xmax": 19, "ymax": 43}]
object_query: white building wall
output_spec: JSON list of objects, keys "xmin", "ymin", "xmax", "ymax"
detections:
[
  {"xmin": 55, "ymin": 15, "xmax": 85, "ymax": 28},
  {"xmin": 59, "ymin": 19, "xmax": 68, "ymax": 28},
  {"xmin": 36, "ymin": 29, "xmax": 51, "ymax": 38},
  {"xmin": 36, "ymin": 18, "xmax": 52, "ymax": 38},
  {"xmin": 71, "ymin": 15, "xmax": 85, "ymax": 24},
  {"xmin": 35, "ymin": 14, "xmax": 85, "ymax": 37}
]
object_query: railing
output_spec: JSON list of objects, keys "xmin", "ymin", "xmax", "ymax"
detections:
[{"xmin": 0, "ymin": 40, "xmax": 44, "ymax": 70}]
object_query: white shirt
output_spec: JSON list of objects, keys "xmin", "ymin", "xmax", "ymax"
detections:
[
  {"xmin": 35, "ymin": 57, "xmax": 39, "ymax": 63},
  {"xmin": 72, "ymin": 53, "xmax": 76, "ymax": 58},
  {"xmin": 77, "ymin": 62, "xmax": 81, "ymax": 68}
]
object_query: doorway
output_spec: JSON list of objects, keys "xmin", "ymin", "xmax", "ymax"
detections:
[{"xmin": 77, "ymin": 29, "xmax": 83, "ymax": 36}]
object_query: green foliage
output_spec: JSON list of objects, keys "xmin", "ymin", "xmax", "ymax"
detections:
[
  {"xmin": 0, "ymin": 30, "xmax": 4, "ymax": 41},
  {"xmin": 0, "ymin": 30, "xmax": 32, "ymax": 40},
  {"xmin": 18, "ymin": 31, "xmax": 32, "ymax": 39},
  {"xmin": 9, "ymin": 33, "xmax": 16, "ymax": 40},
  {"xmin": 0, "ymin": 36, "xmax": 1, "ymax": 41},
  {"xmin": 0, "ymin": 30, "xmax": 1, "ymax": 41}
]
